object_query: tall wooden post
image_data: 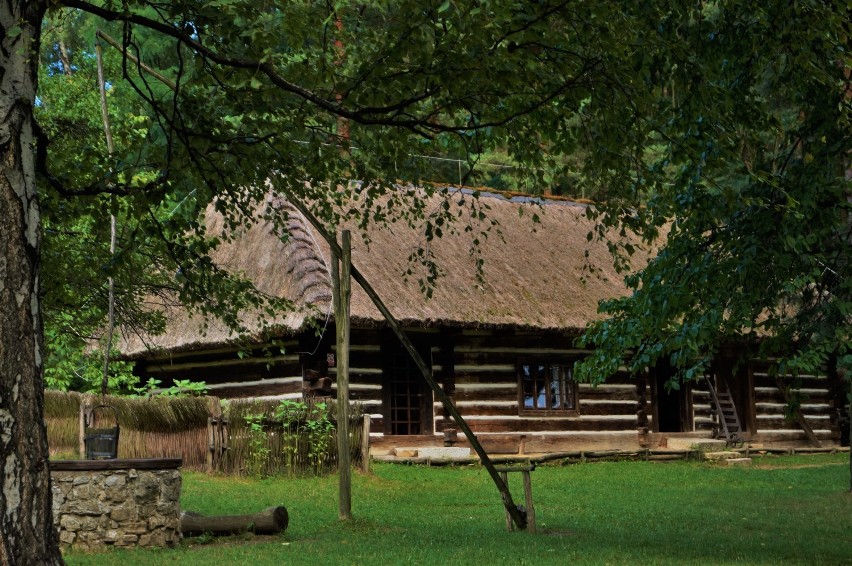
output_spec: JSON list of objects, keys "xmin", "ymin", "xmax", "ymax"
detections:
[
  {"xmin": 333, "ymin": 230, "xmax": 352, "ymax": 520},
  {"xmin": 361, "ymin": 413, "xmax": 372, "ymax": 473},
  {"xmin": 287, "ymin": 199, "xmax": 528, "ymax": 530}
]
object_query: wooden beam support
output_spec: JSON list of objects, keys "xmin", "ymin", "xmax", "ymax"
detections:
[
  {"xmin": 333, "ymin": 230, "xmax": 353, "ymax": 520},
  {"xmin": 775, "ymin": 376, "xmax": 822, "ymax": 448},
  {"xmin": 285, "ymin": 198, "xmax": 528, "ymax": 531}
]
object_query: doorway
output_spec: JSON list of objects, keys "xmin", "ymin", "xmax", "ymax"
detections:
[
  {"xmin": 652, "ymin": 363, "xmax": 691, "ymax": 433},
  {"xmin": 382, "ymin": 340, "xmax": 433, "ymax": 435}
]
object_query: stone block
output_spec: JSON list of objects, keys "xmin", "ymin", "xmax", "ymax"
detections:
[
  {"xmin": 666, "ymin": 438, "xmax": 727, "ymax": 451},
  {"xmin": 134, "ymin": 477, "xmax": 160, "ymax": 504},
  {"xmin": 60, "ymin": 515, "xmax": 81, "ymax": 531},
  {"xmin": 393, "ymin": 448, "xmax": 418, "ymax": 457},
  {"xmin": 138, "ymin": 504, "xmax": 157, "ymax": 518},
  {"xmin": 110, "ymin": 505, "xmax": 137, "ymax": 522},
  {"xmin": 416, "ymin": 447, "xmax": 471, "ymax": 459},
  {"xmin": 156, "ymin": 501, "xmax": 179, "ymax": 516},
  {"xmin": 160, "ymin": 480, "xmax": 181, "ymax": 501},
  {"xmin": 78, "ymin": 516, "xmax": 99, "ymax": 531},
  {"xmin": 726, "ymin": 458, "xmax": 753, "ymax": 466},
  {"xmin": 148, "ymin": 514, "xmax": 167, "ymax": 529},
  {"xmin": 104, "ymin": 474, "xmax": 126, "ymax": 488},
  {"xmin": 703, "ymin": 451, "xmax": 741, "ymax": 461},
  {"xmin": 67, "ymin": 498, "xmax": 108, "ymax": 516},
  {"xmin": 118, "ymin": 534, "xmax": 139, "ymax": 546},
  {"xmin": 124, "ymin": 524, "xmax": 150, "ymax": 535},
  {"xmin": 105, "ymin": 485, "xmax": 128, "ymax": 503}
]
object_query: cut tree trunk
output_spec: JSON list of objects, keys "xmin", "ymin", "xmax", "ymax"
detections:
[
  {"xmin": 0, "ymin": 1, "xmax": 63, "ymax": 564},
  {"xmin": 180, "ymin": 506, "xmax": 289, "ymax": 536}
]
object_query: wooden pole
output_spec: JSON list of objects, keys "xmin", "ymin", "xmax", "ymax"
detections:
[
  {"xmin": 361, "ymin": 413, "xmax": 371, "ymax": 473},
  {"xmin": 96, "ymin": 31, "xmax": 177, "ymax": 91},
  {"xmin": 333, "ymin": 230, "xmax": 352, "ymax": 520},
  {"xmin": 96, "ymin": 37, "xmax": 117, "ymax": 398},
  {"xmin": 286, "ymin": 198, "xmax": 527, "ymax": 530},
  {"xmin": 78, "ymin": 401, "xmax": 88, "ymax": 458},
  {"xmin": 775, "ymin": 376, "xmax": 822, "ymax": 448},
  {"xmin": 181, "ymin": 506, "xmax": 288, "ymax": 536}
]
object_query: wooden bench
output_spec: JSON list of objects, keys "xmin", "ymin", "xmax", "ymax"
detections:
[{"xmin": 494, "ymin": 464, "xmax": 536, "ymax": 533}]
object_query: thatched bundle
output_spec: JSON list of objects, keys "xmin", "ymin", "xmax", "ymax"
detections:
[
  {"xmin": 100, "ymin": 395, "xmax": 211, "ymax": 432},
  {"xmin": 45, "ymin": 391, "xmax": 215, "ymax": 468},
  {"xmin": 44, "ymin": 391, "xmax": 363, "ymax": 474},
  {"xmin": 44, "ymin": 390, "xmax": 82, "ymax": 457}
]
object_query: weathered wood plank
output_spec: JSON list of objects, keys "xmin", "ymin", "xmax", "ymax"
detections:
[
  {"xmin": 205, "ymin": 380, "xmax": 303, "ymax": 399},
  {"xmin": 181, "ymin": 506, "xmax": 288, "ymax": 536},
  {"xmin": 465, "ymin": 417, "xmax": 638, "ymax": 433},
  {"xmin": 142, "ymin": 361, "xmax": 302, "ymax": 384},
  {"xmin": 50, "ymin": 458, "xmax": 182, "ymax": 471}
]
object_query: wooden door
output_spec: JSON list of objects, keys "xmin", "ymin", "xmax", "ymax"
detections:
[{"xmin": 382, "ymin": 341, "xmax": 433, "ymax": 435}]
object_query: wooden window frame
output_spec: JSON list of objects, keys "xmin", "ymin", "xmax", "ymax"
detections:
[{"xmin": 517, "ymin": 360, "xmax": 580, "ymax": 416}]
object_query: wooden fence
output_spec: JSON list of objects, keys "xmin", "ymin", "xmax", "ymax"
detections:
[{"xmin": 44, "ymin": 391, "xmax": 367, "ymax": 474}]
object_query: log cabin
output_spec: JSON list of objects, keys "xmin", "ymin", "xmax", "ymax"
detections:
[{"xmin": 119, "ymin": 187, "xmax": 845, "ymax": 455}]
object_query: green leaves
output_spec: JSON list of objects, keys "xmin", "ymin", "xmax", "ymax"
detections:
[
  {"xmin": 35, "ymin": 1, "xmax": 849, "ymax": 394},
  {"xmin": 576, "ymin": 0, "xmax": 850, "ymax": 385}
]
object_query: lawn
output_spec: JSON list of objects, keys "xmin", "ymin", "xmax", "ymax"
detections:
[{"xmin": 64, "ymin": 453, "xmax": 852, "ymax": 565}]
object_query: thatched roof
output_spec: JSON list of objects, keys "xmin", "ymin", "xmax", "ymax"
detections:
[{"xmin": 120, "ymin": 187, "xmax": 652, "ymax": 358}]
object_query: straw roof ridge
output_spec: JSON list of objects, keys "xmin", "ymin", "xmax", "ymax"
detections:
[{"xmin": 277, "ymin": 199, "xmax": 333, "ymax": 306}]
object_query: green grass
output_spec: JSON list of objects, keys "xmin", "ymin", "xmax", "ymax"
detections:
[{"xmin": 64, "ymin": 453, "xmax": 852, "ymax": 565}]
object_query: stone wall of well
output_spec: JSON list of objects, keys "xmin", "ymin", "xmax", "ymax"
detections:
[{"xmin": 51, "ymin": 467, "xmax": 181, "ymax": 550}]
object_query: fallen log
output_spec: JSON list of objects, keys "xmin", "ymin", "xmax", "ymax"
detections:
[{"xmin": 181, "ymin": 505, "xmax": 289, "ymax": 536}]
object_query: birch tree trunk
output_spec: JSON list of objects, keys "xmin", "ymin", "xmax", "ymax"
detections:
[{"xmin": 0, "ymin": 1, "xmax": 64, "ymax": 563}]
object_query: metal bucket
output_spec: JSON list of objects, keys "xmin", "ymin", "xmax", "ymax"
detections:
[{"xmin": 84, "ymin": 404, "xmax": 120, "ymax": 459}]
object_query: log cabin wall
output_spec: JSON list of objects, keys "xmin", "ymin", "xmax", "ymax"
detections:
[
  {"xmin": 348, "ymin": 328, "xmax": 646, "ymax": 455},
  {"xmin": 329, "ymin": 328, "xmax": 439, "ymax": 442},
  {"xmin": 132, "ymin": 339, "xmax": 305, "ymax": 400},
  {"xmin": 750, "ymin": 361, "xmax": 838, "ymax": 446},
  {"xmin": 131, "ymin": 331, "xmax": 843, "ymax": 454}
]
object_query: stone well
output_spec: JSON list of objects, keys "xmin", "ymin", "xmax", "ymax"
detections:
[{"xmin": 50, "ymin": 458, "xmax": 182, "ymax": 551}]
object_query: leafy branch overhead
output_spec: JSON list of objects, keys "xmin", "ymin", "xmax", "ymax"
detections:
[
  {"xmin": 38, "ymin": 0, "xmax": 651, "ymax": 368},
  {"xmin": 37, "ymin": 1, "xmax": 850, "ymax": 390}
]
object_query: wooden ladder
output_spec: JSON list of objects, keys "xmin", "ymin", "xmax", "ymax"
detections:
[{"xmin": 705, "ymin": 376, "xmax": 743, "ymax": 446}]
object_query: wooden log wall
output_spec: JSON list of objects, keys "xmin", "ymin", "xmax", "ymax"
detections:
[
  {"xmin": 328, "ymin": 328, "xmax": 647, "ymax": 454},
  {"xmin": 445, "ymin": 330, "xmax": 643, "ymax": 453},
  {"xmin": 750, "ymin": 362, "xmax": 838, "ymax": 446},
  {"xmin": 329, "ymin": 329, "xmax": 386, "ymax": 430},
  {"xmin": 131, "ymin": 332, "xmax": 845, "ymax": 453},
  {"xmin": 690, "ymin": 381, "xmax": 716, "ymax": 435},
  {"xmin": 133, "ymin": 340, "xmax": 305, "ymax": 400}
]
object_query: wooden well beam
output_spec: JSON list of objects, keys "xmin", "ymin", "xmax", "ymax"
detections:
[
  {"xmin": 287, "ymin": 198, "xmax": 528, "ymax": 531},
  {"xmin": 332, "ymin": 230, "xmax": 353, "ymax": 520}
]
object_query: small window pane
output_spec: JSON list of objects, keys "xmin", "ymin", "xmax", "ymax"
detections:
[
  {"xmin": 550, "ymin": 366, "xmax": 562, "ymax": 408},
  {"xmin": 520, "ymin": 361, "xmax": 577, "ymax": 412}
]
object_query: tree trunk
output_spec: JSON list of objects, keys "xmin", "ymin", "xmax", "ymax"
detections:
[{"xmin": 0, "ymin": 1, "xmax": 63, "ymax": 564}]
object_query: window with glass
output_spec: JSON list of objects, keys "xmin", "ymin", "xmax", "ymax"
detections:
[{"xmin": 519, "ymin": 362, "xmax": 578, "ymax": 413}]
